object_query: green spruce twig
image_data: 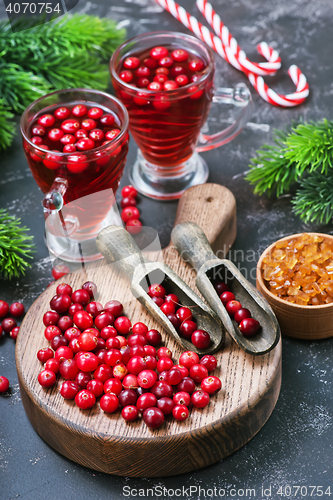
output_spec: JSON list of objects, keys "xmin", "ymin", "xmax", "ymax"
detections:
[
  {"xmin": 292, "ymin": 171, "xmax": 333, "ymax": 225},
  {"xmin": 0, "ymin": 209, "xmax": 35, "ymax": 280},
  {"xmin": 0, "ymin": 98, "xmax": 16, "ymax": 150}
]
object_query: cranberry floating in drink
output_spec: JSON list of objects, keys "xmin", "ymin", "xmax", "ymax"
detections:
[
  {"xmin": 20, "ymin": 89, "xmax": 129, "ymax": 262},
  {"xmin": 110, "ymin": 31, "xmax": 252, "ymax": 200}
]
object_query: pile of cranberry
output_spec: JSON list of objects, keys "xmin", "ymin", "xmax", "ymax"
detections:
[
  {"xmin": 118, "ymin": 46, "xmax": 207, "ymax": 105},
  {"xmin": 147, "ymin": 282, "xmax": 212, "ymax": 350},
  {"xmin": 119, "ymin": 184, "xmax": 142, "ymax": 234},
  {"xmin": 30, "ymin": 104, "xmax": 122, "ymax": 173},
  {"xmin": 0, "ymin": 299, "xmax": 25, "ymax": 393},
  {"xmin": 213, "ymin": 281, "xmax": 261, "ymax": 336},
  {"xmin": 38, "ymin": 281, "xmax": 222, "ymax": 429}
]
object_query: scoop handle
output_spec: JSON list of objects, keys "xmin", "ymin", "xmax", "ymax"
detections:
[
  {"xmin": 171, "ymin": 221, "xmax": 219, "ymax": 272},
  {"xmin": 96, "ymin": 225, "xmax": 146, "ymax": 280}
]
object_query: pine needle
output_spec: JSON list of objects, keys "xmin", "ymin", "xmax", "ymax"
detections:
[
  {"xmin": 0, "ymin": 209, "xmax": 35, "ymax": 280},
  {"xmin": 0, "ymin": 98, "xmax": 16, "ymax": 150}
]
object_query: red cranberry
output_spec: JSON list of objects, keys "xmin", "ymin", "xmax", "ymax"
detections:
[
  {"xmin": 104, "ymin": 348, "xmax": 122, "ymax": 367},
  {"xmin": 61, "ymin": 118, "xmax": 80, "ymax": 134},
  {"xmin": 1, "ymin": 317, "xmax": 17, "ymax": 333},
  {"xmin": 9, "ymin": 302, "xmax": 25, "ymax": 318},
  {"xmin": 191, "ymin": 329, "xmax": 211, "ymax": 349},
  {"xmin": 200, "ymin": 354, "xmax": 217, "ymax": 372},
  {"xmin": 72, "ymin": 104, "xmax": 87, "ymax": 117},
  {"xmin": 179, "ymin": 351, "xmax": 200, "ymax": 368},
  {"xmin": 156, "ymin": 357, "xmax": 173, "ymax": 373},
  {"xmin": 121, "ymin": 185, "xmax": 138, "ymax": 198},
  {"xmin": 157, "ymin": 346, "xmax": 172, "ymax": 359},
  {"xmin": 122, "ymin": 405, "xmax": 139, "ymax": 422},
  {"xmin": 123, "ymin": 56, "xmax": 140, "ymax": 69},
  {"xmin": 201, "ymin": 375, "xmax": 222, "ymax": 395},
  {"xmin": 127, "ymin": 356, "xmax": 146, "ymax": 375},
  {"xmin": 67, "ymin": 154, "xmax": 89, "ymax": 174},
  {"xmin": 215, "ymin": 282, "xmax": 229, "ymax": 295},
  {"xmin": 100, "ymin": 114, "xmax": 115, "ymax": 127},
  {"xmin": 174, "ymin": 364, "xmax": 188, "ymax": 378},
  {"xmin": 87, "ymin": 379, "xmax": 104, "ymax": 397},
  {"xmin": 93, "ymin": 364, "xmax": 113, "ymax": 383},
  {"xmin": 38, "ymin": 369, "xmax": 56, "ymax": 388},
  {"xmin": 191, "ymin": 390, "xmax": 210, "ymax": 408},
  {"xmin": 148, "ymin": 283, "xmax": 166, "ymax": 299},
  {"xmin": 38, "ymin": 113, "xmax": 56, "ymax": 127},
  {"xmin": 81, "ymin": 118, "xmax": 97, "ymax": 131},
  {"xmin": 104, "ymin": 300, "xmax": 123, "ymax": 317},
  {"xmin": 121, "ymin": 196, "xmax": 137, "ymax": 209},
  {"xmin": 173, "ymin": 391, "xmax": 191, "ymax": 407},
  {"xmin": 60, "ymin": 380, "xmax": 79, "ymax": 399},
  {"xmin": 48, "ymin": 128, "xmax": 64, "ymax": 142},
  {"xmin": 166, "ymin": 368, "xmax": 182, "ymax": 386},
  {"xmin": 71, "ymin": 289, "xmax": 90, "ymax": 307},
  {"xmin": 132, "ymin": 322, "xmax": 148, "ymax": 336},
  {"xmin": 176, "ymin": 306, "xmax": 192, "ymax": 322},
  {"xmin": 75, "ymin": 129, "xmax": 88, "ymax": 139},
  {"xmin": 54, "ymin": 107, "xmax": 71, "ymax": 120},
  {"xmin": 119, "ymin": 389, "xmax": 138, "ymax": 407},
  {"xmin": 0, "ymin": 376, "xmax": 9, "ymax": 393},
  {"xmin": 68, "ymin": 303, "xmax": 84, "ymax": 317},
  {"xmin": 57, "ymin": 316, "xmax": 73, "ymax": 332},
  {"xmin": 37, "ymin": 348, "xmax": 54, "ymax": 363},
  {"xmin": 220, "ymin": 291, "xmax": 235, "ymax": 305},
  {"xmin": 56, "ymin": 283, "xmax": 72, "ymax": 296},
  {"xmin": 177, "ymin": 376, "xmax": 195, "ymax": 394},
  {"xmin": 122, "ymin": 374, "xmax": 139, "ymax": 390},
  {"xmin": 188, "ymin": 58, "xmax": 205, "ymax": 72},
  {"xmin": 234, "ymin": 308, "xmax": 252, "ymax": 323},
  {"xmin": 51, "ymin": 335, "xmax": 68, "ymax": 351},
  {"xmin": 145, "ymin": 329, "xmax": 162, "ymax": 346},
  {"xmin": 157, "ymin": 397, "xmax": 174, "ymax": 415},
  {"xmin": 32, "ymin": 124, "xmax": 46, "ymax": 136},
  {"xmin": 10, "ymin": 326, "xmax": 19, "ymax": 340},
  {"xmin": 239, "ymin": 318, "xmax": 261, "ymax": 336},
  {"xmin": 172, "ymin": 404, "xmax": 189, "ymax": 421},
  {"xmin": 88, "ymin": 107, "xmax": 104, "ymax": 119},
  {"xmin": 121, "ymin": 206, "xmax": 140, "ymax": 223},
  {"xmin": 78, "ymin": 331, "xmax": 98, "ymax": 351},
  {"xmin": 0, "ymin": 300, "xmax": 9, "ymax": 318},
  {"xmin": 126, "ymin": 219, "xmax": 142, "ymax": 235},
  {"xmin": 114, "ymin": 316, "xmax": 131, "ymax": 335},
  {"xmin": 95, "ymin": 311, "xmax": 114, "ymax": 330},
  {"xmin": 100, "ymin": 326, "xmax": 117, "ymax": 341},
  {"xmin": 175, "ymin": 74, "xmax": 189, "ymax": 86},
  {"xmin": 64, "ymin": 327, "xmax": 81, "ymax": 342},
  {"xmin": 137, "ymin": 369, "xmax": 157, "ymax": 389},
  {"xmin": 55, "ymin": 345, "xmax": 73, "ymax": 363},
  {"xmin": 113, "ymin": 363, "xmax": 128, "ymax": 380},
  {"xmin": 171, "ymin": 48, "xmax": 189, "ymax": 62},
  {"xmin": 163, "ymin": 80, "xmax": 179, "ymax": 91},
  {"xmin": 150, "ymin": 46, "xmax": 169, "ymax": 60},
  {"xmin": 100, "ymin": 393, "xmax": 119, "ymax": 413},
  {"xmin": 43, "ymin": 310, "xmax": 60, "ymax": 326},
  {"xmin": 45, "ymin": 358, "xmax": 60, "ymax": 374},
  {"xmin": 151, "ymin": 296, "xmax": 164, "ymax": 307},
  {"xmin": 50, "ymin": 294, "xmax": 72, "ymax": 314},
  {"xmin": 51, "ymin": 264, "xmax": 70, "ymax": 280},
  {"xmin": 154, "ymin": 74, "xmax": 168, "ymax": 84},
  {"xmin": 155, "ymin": 67, "xmax": 169, "ymax": 75},
  {"xmin": 150, "ymin": 381, "xmax": 173, "ymax": 399},
  {"xmin": 160, "ymin": 302, "xmax": 175, "ymax": 315},
  {"xmin": 73, "ymin": 310, "xmax": 93, "ymax": 330},
  {"xmin": 225, "ymin": 300, "xmax": 242, "ymax": 317},
  {"xmin": 179, "ymin": 319, "xmax": 197, "ymax": 339},
  {"xmin": 137, "ymin": 392, "xmax": 157, "ymax": 412},
  {"xmin": 86, "ymin": 301, "xmax": 103, "ymax": 318},
  {"xmin": 120, "ymin": 70, "xmax": 133, "ymax": 83},
  {"xmin": 189, "ymin": 364, "xmax": 208, "ymax": 383},
  {"xmin": 144, "ymin": 57, "xmax": 158, "ymax": 69},
  {"xmin": 104, "ymin": 378, "xmax": 122, "ymax": 396},
  {"xmin": 142, "ymin": 407, "xmax": 164, "ymax": 429},
  {"xmin": 143, "ymin": 344, "xmax": 156, "ymax": 357},
  {"xmin": 76, "ymin": 137, "xmax": 95, "ymax": 151},
  {"xmin": 44, "ymin": 325, "xmax": 62, "ymax": 341},
  {"xmin": 167, "ymin": 313, "xmax": 181, "ymax": 329},
  {"xmin": 76, "ymin": 352, "xmax": 98, "ymax": 373},
  {"xmin": 75, "ymin": 389, "xmax": 96, "ymax": 410},
  {"xmin": 59, "ymin": 359, "xmax": 79, "ymax": 380},
  {"xmin": 147, "ymin": 81, "xmax": 162, "ymax": 91},
  {"xmin": 60, "ymin": 134, "xmax": 76, "ymax": 145}
]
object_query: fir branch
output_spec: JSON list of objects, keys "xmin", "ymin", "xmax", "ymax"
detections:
[
  {"xmin": 0, "ymin": 209, "xmax": 35, "ymax": 280},
  {"xmin": 292, "ymin": 171, "xmax": 333, "ymax": 225},
  {"xmin": 0, "ymin": 98, "xmax": 16, "ymax": 150},
  {"xmin": 285, "ymin": 119, "xmax": 333, "ymax": 176},
  {"xmin": 245, "ymin": 127, "xmax": 298, "ymax": 197}
]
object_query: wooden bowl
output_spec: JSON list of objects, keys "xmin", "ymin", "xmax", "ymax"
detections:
[{"xmin": 256, "ymin": 232, "xmax": 333, "ymax": 340}]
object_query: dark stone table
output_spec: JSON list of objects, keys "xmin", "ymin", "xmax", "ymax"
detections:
[{"xmin": 1, "ymin": 0, "xmax": 333, "ymax": 498}]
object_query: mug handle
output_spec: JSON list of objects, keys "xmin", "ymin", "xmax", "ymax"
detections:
[
  {"xmin": 196, "ymin": 83, "xmax": 253, "ymax": 152},
  {"xmin": 42, "ymin": 177, "xmax": 78, "ymax": 237}
]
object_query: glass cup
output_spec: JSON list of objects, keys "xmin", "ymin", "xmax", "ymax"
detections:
[
  {"xmin": 110, "ymin": 31, "xmax": 252, "ymax": 200},
  {"xmin": 20, "ymin": 88, "xmax": 129, "ymax": 262}
]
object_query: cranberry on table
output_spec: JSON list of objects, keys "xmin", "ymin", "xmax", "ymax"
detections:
[
  {"xmin": 9, "ymin": 302, "xmax": 25, "ymax": 318},
  {"xmin": 138, "ymin": 369, "xmax": 157, "ymax": 389},
  {"xmin": 1, "ymin": 317, "xmax": 17, "ymax": 333},
  {"xmin": 113, "ymin": 363, "xmax": 128, "ymax": 380},
  {"xmin": 104, "ymin": 378, "xmax": 122, "ymax": 396},
  {"xmin": 191, "ymin": 390, "xmax": 210, "ymax": 408},
  {"xmin": 68, "ymin": 303, "xmax": 83, "ymax": 317},
  {"xmin": 142, "ymin": 407, "xmax": 164, "ymax": 429},
  {"xmin": 38, "ymin": 369, "xmax": 56, "ymax": 388},
  {"xmin": 59, "ymin": 359, "xmax": 80, "ymax": 380},
  {"xmin": 73, "ymin": 310, "xmax": 93, "ymax": 330},
  {"xmin": 0, "ymin": 376, "xmax": 10, "ymax": 393},
  {"xmin": 45, "ymin": 325, "xmax": 62, "ymax": 341},
  {"xmin": 86, "ymin": 379, "xmax": 104, "ymax": 397},
  {"xmin": 201, "ymin": 376, "xmax": 222, "ymax": 395},
  {"xmin": 179, "ymin": 320, "xmax": 197, "ymax": 339},
  {"xmin": 43, "ymin": 310, "xmax": 60, "ymax": 327},
  {"xmin": 75, "ymin": 371, "xmax": 92, "ymax": 390},
  {"xmin": 10, "ymin": 326, "xmax": 19, "ymax": 340},
  {"xmin": 95, "ymin": 311, "xmax": 114, "ymax": 330},
  {"xmin": 122, "ymin": 405, "xmax": 139, "ymax": 422},
  {"xmin": 200, "ymin": 354, "xmax": 217, "ymax": 372},
  {"xmin": 145, "ymin": 329, "xmax": 162, "ymax": 346},
  {"xmin": 71, "ymin": 289, "xmax": 90, "ymax": 307},
  {"xmin": 57, "ymin": 316, "xmax": 73, "ymax": 332},
  {"xmin": 121, "ymin": 185, "xmax": 138, "ymax": 199},
  {"xmin": 121, "ymin": 196, "xmax": 137, "ymax": 209},
  {"xmin": 51, "ymin": 334, "xmax": 68, "ymax": 351},
  {"xmin": 52, "ymin": 264, "xmax": 70, "ymax": 280},
  {"xmin": 56, "ymin": 283, "xmax": 72, "ymax": 297},
  {"xmin": 126, "ymin": 219, "xmax": 142, "ymax": 234},
  {"xmin": 172, "ymin": 404, "xmax": 189, "ymax": 421},
  {"xmin": 104, "ymin": 300, "xmax": 123, "ymax": 317},
  {"xmin": 75, "ymin": 389, "xmax": 96, "ymax": 410},
  {"xmin": 179, "ymin": 351, "xmax": 200, "ymax": 368},
  {"xmin": 173, "ymin": 391, "xmax": 191, "ymax": 407},
  {"xmin": 121, "ymin": 206, "xmax": 140, "ymax": 223},
  {"xmin": 136, "ymin": 392, "xmax": 157, "ymax": 412},
  {"xmin": 100, "ymin": 326, "xmax": 117, "ymax": 341},
  {"xmin": 157, "ymin": 397, "xmax": 174, "ymax": 415},
  {"xmin": 122, "ymin": 373, "xmax": 139, "ymax": 390},
  {"xmin": 86, "ymin": 301, "xmax": 103, "ymax": 318},
  {"xmin": 156, "ymin": 356, "xmax": 173, "ymax": 373},
  {"xmin": 60, "ymin": 380, "xmax": 79, "ymax": 399},
  {"xmin": 189, "ymin": 363, "xmax": 209, "ymax": 384},
  {"xmin": 78, "ymin": 331, "xmax": 98, "ymax": 351},
  {"xmin": 114, "ymin": 316, "xmax": 131, "ymax": 335},
  {"xmin": 150, "ymin": 380, "xmax": 173, "ymax": 399},
  {"xmin": 37, "ymin": 347, "xmax": 54, "ymax": 363},
  {"xmin": 55, "ymin": 345, "xmax": 73, "ymax": 363},
  {"xmin": 239, "ymin": 318, "xmax": 261, "ymax": 336},
  {"xmin": 118, "ymin": 389, "xmax": 138, "ymax": 407},
  {"xmin": 100, "ymin": 393, "xmax": 119, "ymax": 413},
  {"xmin": 234, "ymin": 308, "xmax": 252, "ymax": 323},
  {"xmin": 166, "ymin": 367, "xmax": 182, "ymax": 386},
  {"xmin": 50, "ymin": 293, "xmax": 72, "ymax": 314},
  {"xmin": 45, "ymin": 358, "xmax": 60, "ymax": 374},
  {"xmin": 177, "ymin": 376, "xmax": 195, "ymax": 394},
  {"xmin": 76, "ymin": 352, "xmax": 99, "ymax": 372}
]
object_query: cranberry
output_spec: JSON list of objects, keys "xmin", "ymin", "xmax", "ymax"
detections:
[
  {"xmin": 0, "ymin": 300, "xmax": 9, "ymax": 318},
  {"xmin": 143, "ymin": 345, "xmax": 157, "ymax": 357},
  {"xmin": 173, "ymin": 391, "xmax": 191, "ymax": 406},
  {"xmin": 157, "ymin": 397, "xmax": 174, "ymax": 415},
  {"xmin": 220, "ymin": 291, "xmax": 235, "ymax": 305},
  {"xmin": 75, "ymin": 129, "xmax": 88, "ymax": 139},
  {"xmin": 93, "ymin": 364, "xmax": 113, "ymax": 383},
  {"xmin": 150, "ymin": 46, "xmax": 169, "ymax": 60},
  {"xmin": 121, "ymin": 185, "xmax": 138, "ymax": 198},
  {"xmin": 106, "ymin": 337, "xmax": 120, "ymax": 350},
  {"xmin": 31, "ymin": 136, "xmax": 43, "ymax": 145},
  {"xmin": 174, "ymin": 364, "xmax": 188, "ymax": 378},
  {"xmin": 145, "ymin": 329, "xmax": 162, "ymax": 346},
  {"xmin": 104, "ymin": 348, "xmax": 122, "ymax": 367},
  {"xmin": 54, "ymin": 107, "xmax": 71, "ymax": 120},
  {"xmin": 150, "ymin": 381, "xmax": 173, "ymax": 399},
  {"xmin": 73, "ymin": 310, "xmax": 93, "ymax": 330},
  {"xmin": 100, "ymin": 326, "xmax": 117, "ymax": 341},
  {"xmin": 122, "ymin": 373, "xmax": 139, "ymax": 390},
  {"xmin": 68, "ymin": 303, "xmax": 84, "ymax": 317},
  {"xmin": 234, "ymin": 308, "xmax": 252, "ymax": 323},
  {"xmin": 191, "ymin": 329, "xmax": 211, "ymax": 349},
  {"xmin": 32, "ymin": 124, "xmax": 46, "ymax": 136},
  {"xmin": 38, "ymin": 113, "xmax": 56, "ymax": 127},
  {"xmin": 76, "ymin": 352, "xmax": 98, "ymax": 372},
  {"xmin": 55, "ymin": 345, "xmax": 73, "ymax": 363},
  {"xmin": 86, "ymin": 301, "xmax": 103, "ymax": 318},
  {"xmin": 37, "ymin": 348, "xmax": 54, "ymax": 363},
  {"xmin": 57, "ymin": 316, "xmax": 73, "ymax": 332},
  {"xmin": 63, "ymin": 144, "xmax": 76, "ymax": 153},
  {"xmin": 156, "ymin": 356, "xmax": 173, "ymax": 373},
  {"xmin": 225, "ymin": 300, "xmax": 242, "ymax": 317},
  {"xmin": 179, "ymin": 319, "xmax": 197, "ymax": 339},
  {"xmin": 191, "ymin": 390, "xmax": 210, "ymax": 408},
  {"xmin": 155, "ymin": 67, "xmax": 169, "ymax": 75},
  {"xmin": 61, "ymin": 118, "xmax": 80, "ymax": 134},
  {"xmin": 75, "ymin": 389, "xmax": 96, "ymax": 410},
  {"xmin": 147, "ymin": 81, "xmax": 162, "ymax": 91},
  {"xmin": 201, "ymin": 375, "xmax": 222, "ymax": 395},
  {"xmin": 239, "ymin": 318, "xmax": 261, "ymax": 336},
  {"xmin": 114, "ymin": 316, "xmax": 131, "ymax": 335},
  {"xmin": 151, "ymin": 296, "xmax": 164, "ymax": 307},
  {"xmin": 120, "ymin": 70, "xmax": 133, "ymax": 83},
  {"xmin": 48, "ymin": 128, "xmax": 64, "ymax": 142},
  {"xmin": 171, "ymin": 49, "xmax": 189, "ymax": 62},
  {"xmin": 86, "ymin": 379, "xmax": 104, "ymax": 397},
  {"xmin": 67, "ymin": 154, "xmax": 89, "ymax": 174},
  {"xmin": 43, "ymin": 310, "xmax": 60, "ymax": 326},
  {"xmin": 214, "ymin": 282, "xmax": 229, "ymax": 295},
  {"xmin": 56, "ymin": 283, "xmax": 72, "ymax": 296},
  {"xmin": 177, "ymin": 376, "xmax": 195, "ymax": 394},
  {"xmin": 1, "ymin": 317, "xmax": 17, "ymax": 333},
  {"xmin": 60, "ymin": 358, "xmax": 79, "ymax": 380},
  {"xmin": 121, "ymin": 206, "xmax": 140, "ymax": 223},
  {"xmin": 50, "ymin": 293, "xmax": 71, "ymax": 314},
  {"xmin": 132, "ymin": 322, "xmax": 148, "ymax": 336},
  {"xmin": 118, "ymin": 389, "xmax": 137, "ymax": 407},
  {"xmin": 104, "ymin": 378, "xmax": 122, "ymax": 395},
  {"xmin": 78, "ymin": 331, "xmax": 98, "ymax": 351},
  {"xmin": 100, "ymin": 114, "xmax": 115, "ymax": 127},
  {"xmin": 200, "ymin": 355, "xmax": 217, "ymax": 372},
  {"xmin": 45, "ymin": 325, "xmax": 62, "ymax": 341},
  {"xmin": 148, "ymin": 283, "xmax": 166, "ymax": 299},
  {"xmin": 104, "ymin": 300, "xmax": 123, "ymax": 318},
  {"xmin": 89, "ymin": 128, "xmax": 104, "ymax": 141},
  {"xmin": 153, "ymin": 74, "xmax": 168, "ymax": 84},
  {"xmin": 143, "ymin": 407, "xmax": 164, "ymax": 429},
  {"xmin": 10, "ymin": 326, "xmax": 19, "ymax": 340},
  {"xmin": 176, "ymin": 307, "xmax": 192, "ymax": 323},
  {"xmin": 82, "ymin": 281, "xmax": 97, "ymax": 298},
  {"xmin": 157, "ymin": 346, "xmax": 172, "ymax": 359},
  {"xmin": 124, "ymin": 56, "xmax": 140, "ymax": 69},
  {"xmin": 60, "ymin": 380, "xmax": 79, "ymax": 399},
  {"xmin": 189, "ymin": 364, "xmax": 208, "ymax": 383},
  {"xmin": 179, "ymin": 351, "xmax": 200, "ymax": 368},
  {"xmin": 75, "ymin": 372, "xmax": 92, "ymax": 391},
  {"xmin": 160, "ymin": 302, "xmax": 175, "ymax": 315},
  {"xmin": 121, "ymin": 196, "xmax": 137, "ymax": 209},
  {"xmin": 137, "ymin": 392, "xmax": 157, "ymax": 411},
  {"xmin": 51, "ymin": 335, "xmax": 68, "ymax": 351},
  {"xmin": 126, "ymin": 219, "xmax": 142, "ymax": 235},
  {"xmin": 188, "ymin": 58, "xmax": 205, "ymax": 72},
  {"xmin": 45, "ymin": 358, "xmax": 60, "ymax": 374},
  {"xmin": 0, "ymin": 376, "xmax": 9, "ymax": 393},
  {"xmin": 163, "ymin": 80, "xmax": 179, "ymax": 91},
  {"xmin": 9, "ymin": 302, "xmax": 25, "ymax": 317},
  {"xmin": 87, "ymin": 107, "xmax": 104, "ymax": 119},
  {"xmin": 72, "ymin": 289, "xmax": 90, "ymax": 307},
  {"xmin": 138, "ymin": 369, "xmax": 157, "ymax": 389},
  {"xmin": 113, "ymin": 363, "xmax": 128, "ymax": 380},
  {"xmin": 144, "ymin": 57, "xmax": 158, "ymax": 69},
  {"xmin": 166, "ymin": 368, "xmax": 182, "ymax": 386},
  {"xmin": 175, "ymin": 74, "xmax": 189, "ymax": 86},
  {"xmin": 76, "ymin": 137, "xmax": 95, "ymax": 151},
  {"xmin": 100, "ymin": 393, "xmax": 119, "ymax": 413},
  {"xmin": 72, "ymin": 104, "xmax": 87, "ymax": 117},
  {"xmin": 122, "ymin": 405, "xmax": 139, "ymax": 422},
  {"xmin": 172, "ymin": 404, "xmax": 189, "ymax": 421},
  {"xmin": 43, "ymin": 150, "xmax": 60, "ymax": 170},
  {"xmin": 60, "ymin": 134, "xmax": 76, "ymax": 145},
  {"xmin": 38, "ymin": 369, "xmax": 56, "ymax": 388}
]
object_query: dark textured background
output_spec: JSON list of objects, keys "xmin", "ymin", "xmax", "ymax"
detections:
[{"xmin": 1, "ymin": 0, "xmax": 333, "ymax": 498}]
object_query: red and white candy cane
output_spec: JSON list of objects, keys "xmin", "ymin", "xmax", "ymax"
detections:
[
  {"xmin": 155, "ymin": 0, "xmax": 310, "ymax": 107},
  {"xmin": 196, "ymin": 0, "xmax": 281, "ymax": 76}
]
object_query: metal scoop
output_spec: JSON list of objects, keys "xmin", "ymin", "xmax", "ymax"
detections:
[
  {"xmin": 96, "ymin": 225, "xmax": 226, "ymax": 355},
  {"xmin": 171, "ymin": 222, "xmax": 280, "ymax": 355}
]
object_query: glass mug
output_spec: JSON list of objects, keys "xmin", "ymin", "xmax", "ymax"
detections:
[
  {"xmin": 20, "ymin": 88, "xmax": 129, "ymax": 262},
  {"xmin": 110, "ymin": 31, "xmax": 252, "ymax": 200}
]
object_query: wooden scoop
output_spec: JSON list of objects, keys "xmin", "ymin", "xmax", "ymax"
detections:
[
  {"xmin": 171, "ymin": 222, "xmax": 280, "ymax": 355},
  {"xmin": 96, "ymin": 225, "xmax": 225, "ymax": 355}
]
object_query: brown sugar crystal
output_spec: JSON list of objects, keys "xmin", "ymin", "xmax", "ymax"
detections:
[{"xmin": 261, "ymin": 233, "xmax": 333, "ymax": 305}]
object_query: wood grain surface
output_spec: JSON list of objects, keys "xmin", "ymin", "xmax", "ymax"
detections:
[{"xmin": 16, "ymin": 183, "xmax": 282, "ymax": 477}]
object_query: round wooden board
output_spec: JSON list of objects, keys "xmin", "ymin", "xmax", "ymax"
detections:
[{"xmin": 16, "ymin": 184, "xmax": 282, "ymax": 477}]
